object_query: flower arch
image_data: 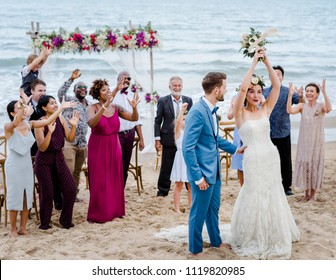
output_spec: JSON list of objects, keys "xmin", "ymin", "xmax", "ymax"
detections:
[{"xmin": 32, "ymin": 23, "xmax": 161, "ymax": 53}]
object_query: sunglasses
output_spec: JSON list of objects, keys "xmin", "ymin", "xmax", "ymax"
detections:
[
  {"xmin": 76, "ymin": 85, "xmax": 87, "ymax": 90},
  {"xmin": 126, "ymin": 77, "xmax": 131, "ymax": 81}
]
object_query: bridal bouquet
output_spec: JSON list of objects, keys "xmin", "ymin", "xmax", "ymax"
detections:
[
  {"xmin": 145, "ymin": 90, "xmax": 160, "ymax": 104},
  {"xmin": 240, "ymin": 28, "xmax": 277, "ymax": 58}
]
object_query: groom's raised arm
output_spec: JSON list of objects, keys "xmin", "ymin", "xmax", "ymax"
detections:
[
  {"xmin": 182, "ymin": 109, "xmax": 204, "ymax": 182},
  {"xmin": 217, "ymin": 134, "xmax": 238, "ymax": 155}
]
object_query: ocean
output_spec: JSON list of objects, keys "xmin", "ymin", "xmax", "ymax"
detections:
[{"xmin": 0, "ymin": 0, "xmax": 335, "ymax": 144}]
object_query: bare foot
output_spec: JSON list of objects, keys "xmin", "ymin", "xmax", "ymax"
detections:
[
  {"xmin": 10, "ymin": 230, "xmax": 19, "ymax": 238},
  {"xmin": 174, "ymin": 208, "xmax": 182, "ymax": 213},
  {"xmin": 300, "ymin": 196, "xmax": 310, "ymax": 202},
  {"xmin": 220, "ymin": 242, "xmax": 232, "ymax": 250},
  {"xmin": 18, "ymin": 228, "xmax": 28, "ymax": 235},
  {"xmin": 309, "ymin": 196, "xmax": 317, "ymax": 202}
]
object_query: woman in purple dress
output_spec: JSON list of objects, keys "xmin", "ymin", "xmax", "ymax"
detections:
[{"xmin": 87, "ymin": 78, "xmax": 139, "ymax": 223}]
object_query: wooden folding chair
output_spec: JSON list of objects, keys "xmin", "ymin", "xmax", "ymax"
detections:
[
  {"xmin": 128, "ymin": 136, "xmax": 144, "ymax": 195},
  {"xmin": 219, "ymin": 120, "xmax": 235, "ymax": 184}
]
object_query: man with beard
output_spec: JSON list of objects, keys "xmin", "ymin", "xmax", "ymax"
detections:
[
  {"xmin": 182, "ymin": 72, "xmax": 244, "ymax": 255},
  {"xmin": 154, "ymin": 76, "xmax": 193, "ymax": 197},
  {"xmin": 113, "ymin": 71, "xmax": 145, "ymax": 188},
  {"xmin": 58, "ymin": 69, "xmax": 89, "ymax": 202}
]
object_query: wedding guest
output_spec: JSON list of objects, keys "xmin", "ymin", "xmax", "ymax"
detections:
[
  {"xmin": 34, "ymin": 95, "xmax": 79, "ymax": 230},
  {"xmin": 112, "ymin": 71, "xmax": 145, "ymax": 188},
  {"xmin": 58, "ymin": 69, "xmax": 89, "ymax": 201},
  {"xmin": 170, "ymin": 103, "xmax": 191, "ymax": 213},
  {"xmin": 26, "ymin": 78, "xmax": 47, "ymax": 156},
  {"xmin": 182, "ymin": 72, "xmax": 245, "ymax": 255},
  {"xmin": 24, "ymin": 79, "xmax": 63, "ymax": 210},
  {"xmin": 87, "ymin": 78, "xmax": 139, "ymax": 223},
  {"xmin": 154, "ymin": 76, "xmax": 193, "ymax": 197},
  {"xmin": 263, "ymin": 65, "xmax": 305, "ymax": 196},
  {"xmin": 287, "ymin": 80, "xmax": 332, "ymax": 201},
  {"xmin": 4, "ymin": 92, "xmax": 76, "ymax": 237},
  {"xmin": 231, "ymin": 49, "xmax": 300, "ymax": 259},
  {"xmin": 20, "ymin": 45, "xmax": 52, "ymax": 97}
]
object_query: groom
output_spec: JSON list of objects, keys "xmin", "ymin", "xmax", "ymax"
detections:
[{"xmin": 182, "ymin": 72, "xmax": 245, "ymax": 255}]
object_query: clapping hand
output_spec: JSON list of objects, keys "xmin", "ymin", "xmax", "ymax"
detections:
[
  {"xmin": 181, "ymin": 102, "xmax": 188, "ymax": 112},
  {"xmin": 295, "ymin": 85, "xmax": 304, "ymax": 98},
  {"xmin": 289, "ymin": 82, "xmax": 294, "ymax": 96},
  {"xmin": 71, "ymin": 69, "xmax": 81, "ymax": 80},
  {"xmin": 24, "ymin": 103, "xmax": 34, "ymax": 117},
  {"xmin": 60, "ymin": 97, "xmax": 76, "ymax": 109},
  {"xmin": 42, "ymin": 44, "xmax": 53, "ymax": 55},
  {"xmin": 48, "ymin": 121, "xmax": 56, "ymax": 134},
  {"xmin": 19, "ymin": 88, "xmax": 32, "ymax": 105},
  {"xmin": 318, "ymin": 79, "xmax": 326, "ymax": 94},
  {"xmin": 116, "ymin": 77, "xmax": 128, "ymax": 92},
  {"xmin": 127, "ymin": 93, "xmax": 140, "ymax": 108},
  {"xmin": 68, "ymin": 110, "xmax": 79, "ymax": 127}
]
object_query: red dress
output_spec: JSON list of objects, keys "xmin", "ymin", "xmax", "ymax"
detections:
[{"xmin": 87, "ymin": 107, "xmax": 125, "ymax": 223}]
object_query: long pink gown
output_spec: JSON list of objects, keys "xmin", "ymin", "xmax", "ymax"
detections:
[{"xmin": 87, "ymin": 107, "xmax": 125, "ymax": 223}]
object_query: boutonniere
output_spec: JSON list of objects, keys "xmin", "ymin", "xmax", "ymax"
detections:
[{"xmin": 313, "ymin": 109, "xmax": 319, "ymax": 117}]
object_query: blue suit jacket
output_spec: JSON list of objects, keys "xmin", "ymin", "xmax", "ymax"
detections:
[{"xmin": 182, "ymin": 98, "xmax": 237, "ymax": 185}]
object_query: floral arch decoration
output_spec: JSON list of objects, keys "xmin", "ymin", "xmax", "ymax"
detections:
[
  {"xmin": 31, "ymin": 23, "xmax": 161, "ymax": 104},
  {"xmin": 32, "ymin": 23, "xmax": 160, "ymax": 53}
]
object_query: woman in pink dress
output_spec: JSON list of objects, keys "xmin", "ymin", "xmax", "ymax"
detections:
[
  {"xmin": 87, "ymin": 78, "xmax": 139, "ymax": 223},
  {"xmin": 287, "ymin": 80, "xmax": 332, "ymax": 201}
]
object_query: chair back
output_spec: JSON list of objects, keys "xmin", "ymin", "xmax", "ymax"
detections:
[
  {"xmin": 219, "ymin": 120, "xmax": 235, "ymax": 142},
  {"xmin": 0, "ymin": 135, "xmax": 6, "ymax": 161}
]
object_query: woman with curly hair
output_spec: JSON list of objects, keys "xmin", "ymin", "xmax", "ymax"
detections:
[{"xmin": 87, "ymin": 78, "xmax": 140, "ymax": 223}]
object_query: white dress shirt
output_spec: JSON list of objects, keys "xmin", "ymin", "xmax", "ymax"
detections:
[{"xmin": 112, "ymin": 90, "xmax": 142, "ymax": 132}]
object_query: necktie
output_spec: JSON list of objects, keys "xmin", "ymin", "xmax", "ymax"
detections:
[
  {"xmin": 175, "ymin": 100, "xmax": 180, "ymax": 118},
  {"xmin": 212, "ymin": 106, "xmax": 219, "ymax": 114}
]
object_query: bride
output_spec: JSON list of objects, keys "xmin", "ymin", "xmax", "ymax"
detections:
[
  {"xmin": 155, "ymin": 49, "xmax": 300, "ymax": 259},
  {"xmin": 231, "ymin": 48, "xmax": 300, "ymax": 259}
]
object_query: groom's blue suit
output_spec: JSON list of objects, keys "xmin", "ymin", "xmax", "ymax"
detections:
[{"xmin": 182, "ymin": 97, "xmax": 237, "ymax": 254}]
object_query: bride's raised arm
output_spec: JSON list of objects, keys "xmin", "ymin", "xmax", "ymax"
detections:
[
  {"xmin": 234, "ymin": 49, "xmax": 264, "ymax": 127},
  {"xmin": 262, "ymin": 53, "xmax": 280, "ymax": 116}
]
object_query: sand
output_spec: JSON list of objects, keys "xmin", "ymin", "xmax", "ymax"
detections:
[{"xmin": 0, "ymin": 142, "xmax": 335, "ymax": 260}]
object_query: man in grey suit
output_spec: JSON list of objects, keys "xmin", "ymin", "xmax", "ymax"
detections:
[{"xmin": 154, "ymin": 76, "xmax": 193, "ymax": 197}]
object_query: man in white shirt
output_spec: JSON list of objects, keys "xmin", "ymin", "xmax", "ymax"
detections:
[{"xmin": 113, "ymin": 71, "xmax": 145, "ymax": 188}]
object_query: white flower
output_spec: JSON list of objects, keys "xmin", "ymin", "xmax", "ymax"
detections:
[{"xmin": 251, "ymin": 77, "xmax": 259, "ymax": 85}]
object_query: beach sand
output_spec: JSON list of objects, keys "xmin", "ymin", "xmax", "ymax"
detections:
[{"xmin": 0, "ymin": 142, "xmax": 335, "ymax": 260}]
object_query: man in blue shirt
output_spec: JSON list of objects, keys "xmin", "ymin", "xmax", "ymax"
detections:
[{"xmin": 263, "ymin": 65, "xmax": 304, "ymax": 196}]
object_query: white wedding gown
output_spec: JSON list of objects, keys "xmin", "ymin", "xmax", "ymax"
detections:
[{"xmin": 155, "ymin": 117, "xmax": 300, "ymax": 259}]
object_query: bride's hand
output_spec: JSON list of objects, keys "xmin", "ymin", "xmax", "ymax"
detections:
[{"xmin": 236, "ymin": 146, "xmax": 247, "ymax": 154}]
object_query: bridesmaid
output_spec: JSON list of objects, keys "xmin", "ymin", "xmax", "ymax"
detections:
[
  {"xmin": 87, "ymin": 78, "xmax": 139, "ymax": 223},
  {"xmin": 287, "ymin": 80, "xmax": 332, "ymax": 201}
]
